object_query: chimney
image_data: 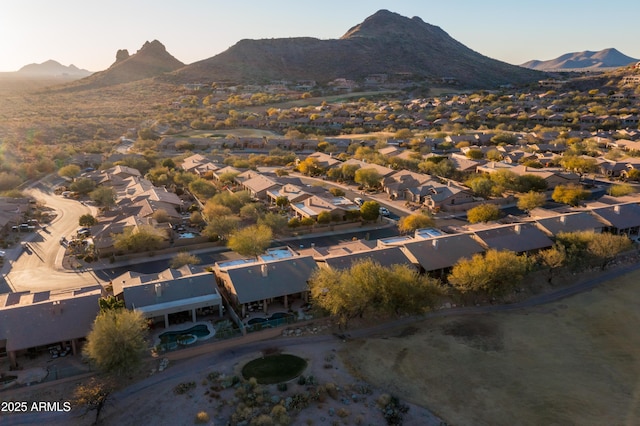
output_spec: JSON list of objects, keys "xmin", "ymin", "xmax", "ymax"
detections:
[
  {"xmin": 614, "ymin": 205, "xmax": 621, "ymax": 214},
  {"xmin": 155, "ymin": 283, "xmax": 162, "ymax": 297},
  {"xmin": 514, "ymin": 224, "xmax": 522, "ymax": 235},
  {"xmin": 261, "ymin": 264, "xmax": 268, "ymax": 277},
  {"xmin": 560, "ymin": 215, "xmax": 566, "ymax": 224},
  {"xmin": 432, "ymin": 239, "xmax": 439, "ymax": 249}
]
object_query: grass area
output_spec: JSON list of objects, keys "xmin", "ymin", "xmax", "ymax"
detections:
[
  {"xmin": 242, "ymin": 354, "xmax": 308, "ymax": 384},
  {"xmin": 342, "ymin": 268, "xmax": 640, "ymax": 425}
]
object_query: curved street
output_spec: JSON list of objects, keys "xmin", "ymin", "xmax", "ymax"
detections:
[{"xmin": 1, "ymin": 181, "xmax": 103, "ymax": 293}]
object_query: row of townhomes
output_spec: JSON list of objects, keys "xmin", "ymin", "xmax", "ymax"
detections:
[{"xmin": 3, "ymin": 196, "xmax": 640, "ymax": 367}]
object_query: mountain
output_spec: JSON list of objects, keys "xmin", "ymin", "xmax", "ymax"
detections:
[
  {"xmin": 171, "ymin": 10, "xmax": 541, "ymax": 88},
  {"xmin": 66, "ymin": 40, "xmax": 184, "ymax": 89},
  {"xmin": 17, "ymin": 60, "xmax": 92, "ymax": 77},
  {"xmin": 521, "ymin": 48, "xmax": 638, "ymax": 71}
]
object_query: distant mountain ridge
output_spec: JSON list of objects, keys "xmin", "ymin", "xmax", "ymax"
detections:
[
  {"xmin": 63, "ymin": 40, "xmax": 184, "ymax": 90},
  {"xmin": 17, "ymin": 60, "xmax": 92, "ymax": 77},
  {"xmin": 170, "ymin": 9, "xmax": 541, "ymax": 88},
  {"xmin": 521, "ymin": 48, "xmax": 638, "ymax": 71}
]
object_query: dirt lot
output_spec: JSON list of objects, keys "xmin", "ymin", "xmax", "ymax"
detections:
[{"xmin": 342, "ymin": 268, "xmax": 640, "ymax": 426}]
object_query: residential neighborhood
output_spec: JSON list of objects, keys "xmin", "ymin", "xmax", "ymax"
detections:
[{"xmin": 3, "ymin": 61, "xmax": 640, "ymax": 426}]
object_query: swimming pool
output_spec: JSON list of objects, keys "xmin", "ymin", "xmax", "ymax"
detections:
[{"xmin": 157, "ymin": 323, "xmax": 214, "ymax": 350}]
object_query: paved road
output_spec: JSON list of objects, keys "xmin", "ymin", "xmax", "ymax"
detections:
[{"xmin": 1, "ymin": 182, "xmax": 103, "ymax": 294}]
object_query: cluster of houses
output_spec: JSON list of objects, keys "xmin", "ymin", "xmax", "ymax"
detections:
[
  {"xmin": 170, "ymin": 73, "xmax": 640, "ymax": 135},
  {"xmin": 4, "ymin": 192, "xmax": 640, "ymax": 369}
]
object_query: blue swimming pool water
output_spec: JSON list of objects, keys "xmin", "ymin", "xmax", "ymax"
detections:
[{"xmin": 158, "ymin": 324, "xmax": 210, "ymax": 343}]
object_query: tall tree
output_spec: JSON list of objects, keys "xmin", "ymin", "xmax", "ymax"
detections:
[
  {"xmin": 398, "ymin": 213, "xmax": 435, "ymax": 234},
  {"xmin": 448, "ymin": 249, "xmax": 529, "ymax": 296},
  {"xmin": 360, "ymin": 200, "xmax": 380, "ymax": 221},
  {"xmin": 79, "ymin": 214, "xmax": 98, "ymax": 227},
  {"xmin": 58, "ymin": 164, "xmax": 81, "ymax": 180},
  {"xmin": 83, "ymin": 309, "xmax": 148, "ymax": 376},
  {"xmin": 203, "ymin": 215, "xmax": 240, "ymax": 240},
  {"xmin": 228, "ymin": 224, "xmax": 273, "ymax": 258},
  {"xmin": 89, "ymin": 186, "xmax": 116, "ymax": 209},
  {"xmin": 309, "ymin": 259, "xmax": 442, "ymax": 328},
  {"xmin": 587, "ymin": 232, "xmax": 632, "ymax": 270},
  {"xmin": 517, "ymin": 191, "xmax": 547, "ymax": 213},
  {"xmin": 354, "ymin": 168, "xmax": 382, "ymax": 189},
  {"xmin": 467, "ymin": 203, "xmax": 501, "ymax": 223},
  {"xmin": 552, "ymin": 184, "xmax": 590, "ymax": 207}
]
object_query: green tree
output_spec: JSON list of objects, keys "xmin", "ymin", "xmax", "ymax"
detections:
[
  {"xmin": 537, "ymin": 245, "xmax": 566, "ymax": 284},
  {"xmin": 98, "ymin": 296, "xmax": 125, "ymax": 313},
  {"xmin": 113, "ymin": 225, "xmax": 165, "ymax": 253},
  {"xmin": 398, "ymin": 213, "xmax": 435, "ymax": 234},
  {"xmin": 203, "ymin": 215, "xmax": 240, "ymax": 240},
  {"xmin": 188, "ymin": 178, "xmax": 217, "ymax": 200},
  {"xmin": 169, "ymin": 252, "xmax": 201, "ymax": 269},
  {"xmin": 152, "ymin": 209, "xmax": 171, "ymax": 223},
  {"xmin": 83, "ymin": 309, "xmax": 148, "ymax": 376},
  {"xmin": 258, "ymin": 212, "xmax": 288, "ymax": 234},
  {"xmin": 608, "ymin": 184, "xmax": 635, "ymax": 197},
  {"xmin": 202, "ymin": 202, "xmax": 233, "ymax": 222},
  {"xmin": 448, "ymin": 249, "xmax": 528, "ymax": 296},
  {"xmin": 465, "ymin": 176, "xmax": 494, "ymax": 198},
  {"xmin": 228, "ymin": 224, "xmax": 273, "ymax": 258},
  {"xmin": 354, "ymin": 168, "xmax": 382, "ymax": 189},
  {"xmin": 467, "ymin": 203, "xmax": 501, "ymax": 223},
  {"xmin": 275, "ymin": 196, "xmax": 290, "ymax": 210},
  {"xmin": 90, "ymin": 186, "xmax": 116, "ymax": 209},
  {"xmin": 317, "ymin": 211, "xmax": 332, "ymax": 224},
  {"xmin": 79, "ymin": 214, "xmax": 98, "ymax": 227},
  {"xmin": 587, "ymin": 232, "xmax": 632, "ymax": 270},
  {"xmin": 209, "ymin": 191, "xmax": 250, "ymax": 213},
  {"xmin": 340, "ymin": 163, "xmax": 360, "ymax": 181},
  {"xmin": 70, "ymin": 177, "xmax": 96, "ymax": 194},
  {"xmin": 58, "ymin": 164, "xmax": 81, "ymax": 180},
  {"xmin": 329, "ymin": 187, "xmax": 345, "ymax": 197},
  {"xmin": 360, "ymin": 200, "xmax": 380, "ymax": 221},
  {"xmin": 552, "ymin": 184, "xmax": 590, "ymax": 206},
  {"xmin": 297, "ymin": 157, "xmax": 323, "ymax": 176},
  {"xmin": 239, "ymin": 203, "xmax": 261, "ymax": 221},
  {"xmin": 309, "ymin": 259, "xmax": 442, "ymax": 328},
  {"xmin": 517, "ymin": 191, "xmax": 547, "ymax": 213},
  {"xmin": 560, "ymin": 156, "xmax": 598, "ymax": 178},
  {"xmin": 516, "ymin": 174, "xmax": 548, "ymax": 193}
]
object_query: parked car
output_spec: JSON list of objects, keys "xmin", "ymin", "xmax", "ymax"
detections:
[
  {"xmin": 379, "ymin": 207, "xmax": 390, "ymax": 217},
  {"xmin": 354, "ymin": 197, "xmax": 364, "ymax": 206}
]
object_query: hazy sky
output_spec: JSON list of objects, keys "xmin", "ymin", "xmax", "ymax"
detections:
[{"xmin": 1, "ymin": 0, "xmax": 639, "ymax": 72}]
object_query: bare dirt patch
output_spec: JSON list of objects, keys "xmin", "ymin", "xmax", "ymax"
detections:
[{"xmin": 342, "ymin": 269, "xmax": 640, "ymax": 425}]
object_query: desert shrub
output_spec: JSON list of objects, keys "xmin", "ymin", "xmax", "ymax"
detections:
[
  {"xmin": 337, "ymin": 408, "xmax": 350, "ymax": 418},
  {"xmin": 194, "ymin": 411, "xmax": 210, "ymax": 424},
  {"xmin": 250, "ymin": 414, "xmax": 274, "ymax": 426},
  {"xmin": 174, "ymin": 381, "xmax": 196, "ymax": 395},
  {"xmin": 277, "ymin": 383, "xmax": 288, "ymax": 392},
  {"xmin": 376, "ymin": 393, "xmax": 392, "ymax": 409},
  {"xmin": 325, "ymin": 382, "xmax": 339, "ymax": 399},
  {"xmin": 297, "ymin": 375, "xmax": 306, "ymax": 385},
  {"xmin": 207, "ymin": 371, "xmax": 221, "ymax": 382}
]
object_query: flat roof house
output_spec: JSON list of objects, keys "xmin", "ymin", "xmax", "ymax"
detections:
[
  {"xmin": 0, "ymin": 286, "xmax": 102, "ymax": 368},
  {"xmin": 112, "ymin": 267, "xmax": 222, "ymax": 328},
  {"xmin": 472, "ymin": 223, "xmax": 553, "ymax": 254},
  {"xmin": 214, "ymin": 255, "xmax": 317, "ymax": 317},
  {"xmin": 400, "ymin": 233, "xmax": 486, "ymax": 276}
]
